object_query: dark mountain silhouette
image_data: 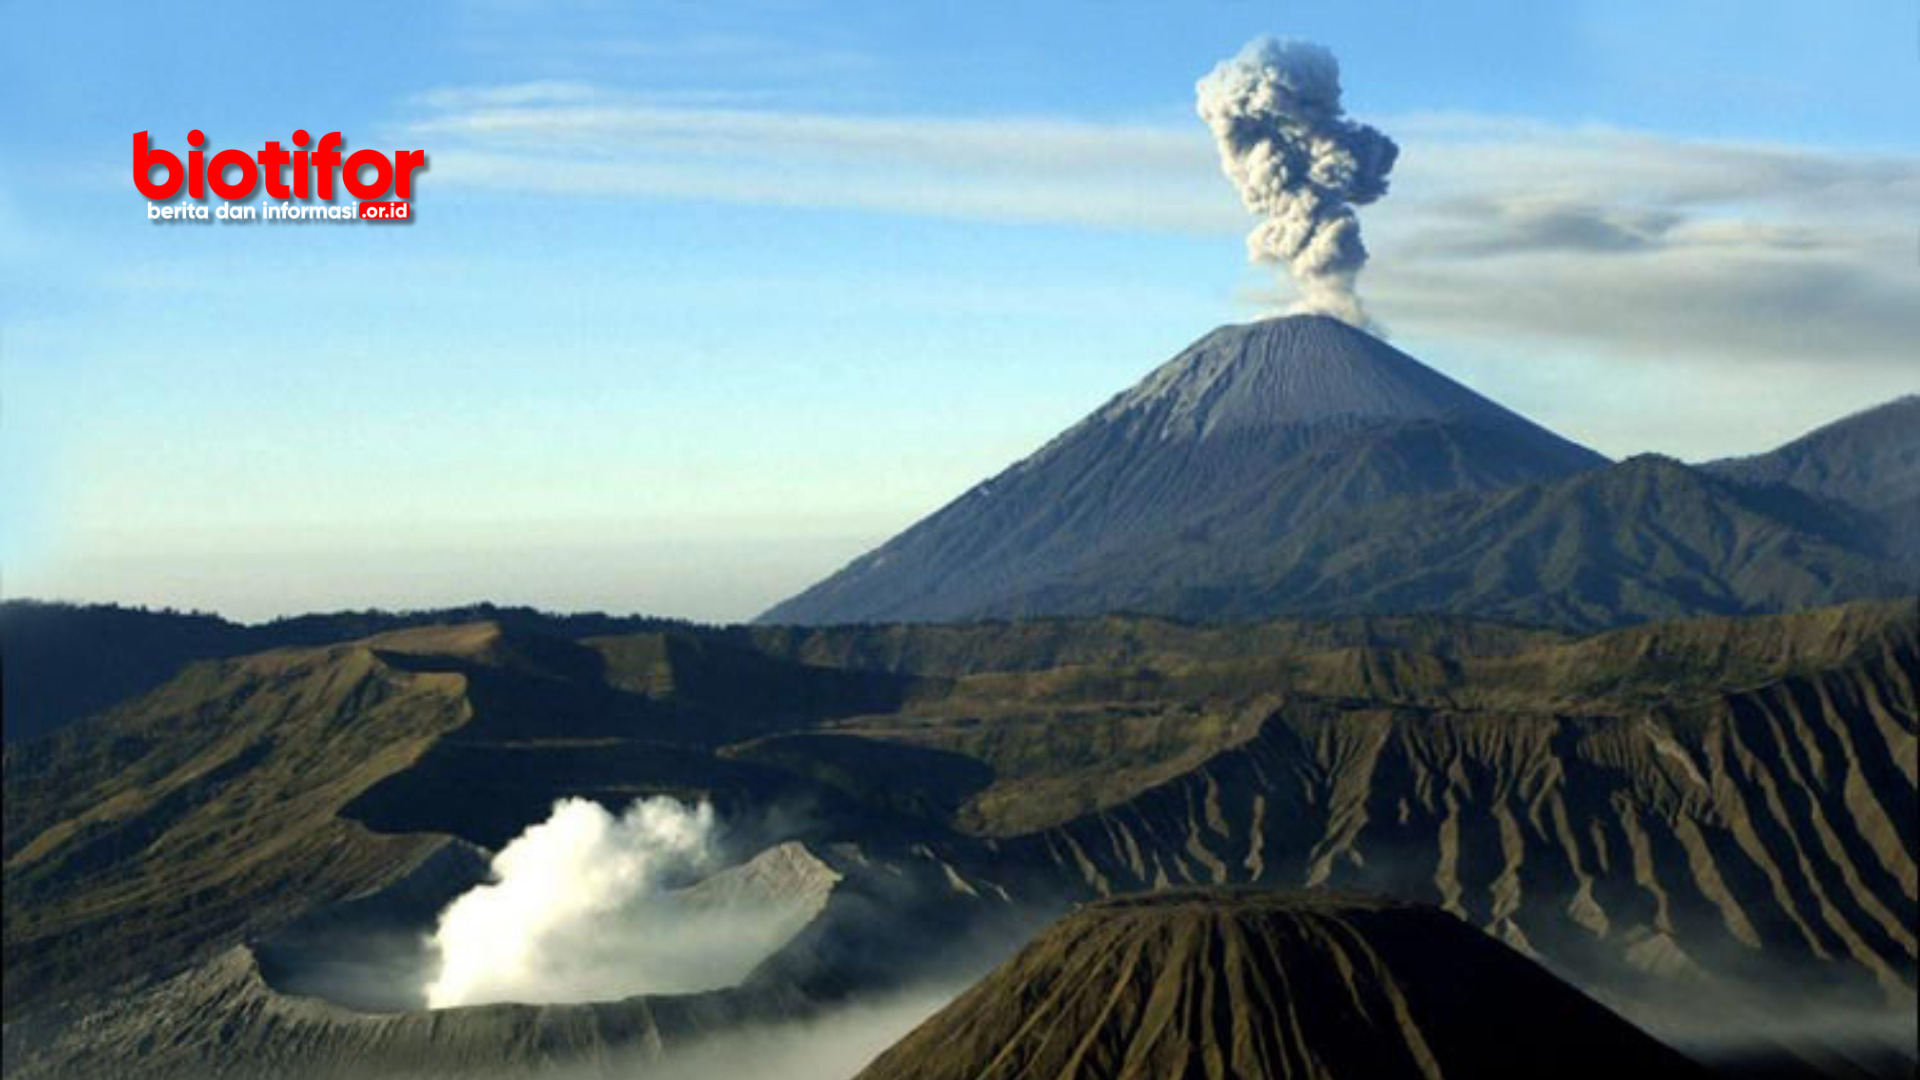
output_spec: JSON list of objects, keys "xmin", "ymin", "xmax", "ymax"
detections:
[
  {"xmin": 1708, "ymin": 394, "xmax": 1920, "ymax": 565},
  {"xmin": 0, "ymin": 603, "xmax": 255, "ymax": 743},
  {"xmin": 0, "ymin": 600, "xmax": 697, "ymax": 743},
  {"xmin": 762, "ymin": 315, "xmax": 1607, "ymax": 625},
  {"xmin": 855, "ymin": 889, "xmax": 1712, "ymax": 1080},
  {"xmin": 762, "ymin": 318, "xmax": 1910, "ymax": 628}
]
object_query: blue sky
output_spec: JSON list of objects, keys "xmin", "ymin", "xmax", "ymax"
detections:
[{"xmin": 2, "ymin": 0, "xmax": 1916, "ymax": 621}]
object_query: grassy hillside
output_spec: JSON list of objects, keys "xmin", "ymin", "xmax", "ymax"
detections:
[{"xmin": 3, "ymin": 641, "xmax": 471, "ymax": 1006}]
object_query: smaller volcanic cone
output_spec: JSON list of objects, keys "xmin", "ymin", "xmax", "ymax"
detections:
[{"xmin": 856, "ymin": 889, "xmax": 1711, "ymax": 1080}]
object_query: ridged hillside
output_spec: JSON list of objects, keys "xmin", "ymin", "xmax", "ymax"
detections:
[{"xmin": 912, "ymin": 602, "xmax": 1920, "ymax": 1034}]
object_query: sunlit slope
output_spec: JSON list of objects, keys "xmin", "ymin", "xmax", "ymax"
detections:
[{"xmin": 2, "ymin": 639, "xmax": 472, "ymax": 1009}]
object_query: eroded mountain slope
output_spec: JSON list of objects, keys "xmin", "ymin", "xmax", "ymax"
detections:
[{"xmin": 900, "ymin": 602, "xmax": 1920, "ymax": 1012}]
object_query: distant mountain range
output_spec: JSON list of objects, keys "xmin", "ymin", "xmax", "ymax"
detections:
[
  {"xmin": 1708, "ymin": 394, "xmax": 1920, "ymax": 565},
  {"xmin": 7, "ymin": 320, "xmax": 1907, "ymax": 743},
  {"xmin": 762, "ymin": 316, "xmax": 1915, "ymax": 627}
]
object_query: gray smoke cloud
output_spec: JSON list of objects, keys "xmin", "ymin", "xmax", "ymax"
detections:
[{"xmin": 1197, "ymin": 37, "xmax": 1399, "ymax": 327}]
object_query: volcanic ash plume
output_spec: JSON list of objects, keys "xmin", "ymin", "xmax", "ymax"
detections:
[
  {"xmin": 425, "ymin": 796, "xmax": 718, "ymax": 1008},
  {"xmin": 1197, "ymin": 37, "xmax": 1399, "ymax": 327}
]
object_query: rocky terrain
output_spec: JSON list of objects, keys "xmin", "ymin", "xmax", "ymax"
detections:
[{"xmin": 4, "ymin": 600, "xmax": 1914, "ymax": 1076}]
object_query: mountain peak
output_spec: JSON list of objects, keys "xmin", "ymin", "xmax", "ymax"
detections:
[
  {"xmin": 760, "ymin": 316, "xmax": 1612, "ymax": 626},
  {"xmin": 1096, "ymin": 314, "xmax": 1517, "ymax": 442}
]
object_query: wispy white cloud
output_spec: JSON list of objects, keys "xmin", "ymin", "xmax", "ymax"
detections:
[
  {"xmin": 1363, "ymin": 117, "xmax": 1919, "ymax": 369},
  {"xmin": 413, "ymin": 81, "xmax": 599, "ymax": 110},
  {"xmin": 403, "ymin": 86, "xmax": 1220, "ymax": 229},
  {"xmin": 423, "ymin": 146, "xmax": 1224, "ymax": 232},
  {"xmin": 576, "ymin": 30, "xmax": 884, "ymax": 79},
  {"xmin": 399, "ymin": 84, "xmax": 1920, "ymax": 375}
]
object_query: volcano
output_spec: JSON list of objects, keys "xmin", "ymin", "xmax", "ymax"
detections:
[
  {"xmin": 765, "ymin": 317, "xmax": 1911, "ymax": 629},
  {"xmin": 855, "ymin": 889, "xmax": 1712, "ymax": 1080},
  {"xmin": 762, "ymin": 315, "xmax": 1606, "ymax": 625}
]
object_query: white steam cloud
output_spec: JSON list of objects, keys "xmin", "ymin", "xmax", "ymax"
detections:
[
  {"xmin": 1197, "ymin": 37, "xmax": 1399, "ymax": 327},
  {"xmin": 637, "ymin": 984, "xmax": 968, "ymax": 1080},
  {"xmin": 425, "ymin": 796, "xmax": 803, "ymax": 1009}
]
